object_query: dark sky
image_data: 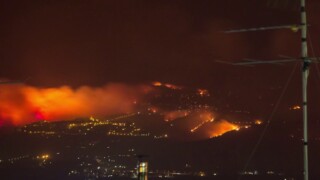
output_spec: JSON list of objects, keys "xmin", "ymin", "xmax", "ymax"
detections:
[
  {"xmin": 2, "ymin": 1, "xmax": 320, "ymax": 176},
  {"xmin": 1, "ymin": 0, "xmax": 320, "ymax": 117}
]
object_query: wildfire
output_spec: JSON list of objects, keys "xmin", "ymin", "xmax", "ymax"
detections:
[
  {"xmin": 189, "ymin": 112, "xmax": 215, "ymax": 133},
  {"xmin": 152, "ymin": 81, "xmax": 162, "ymax": 87},
  {"xmin": 191, "ymin": 117, "xmax": 214, "ymax": 133},
  {"xmin": 1, "ymin": 82, "xmax": 255, "ymax": 141},
  {"xmin": 151, "ymin": 81, "xmax": 183, "ymax": 90},
  {"xmin": 254, "ymin": 119, "xmax": 263, "ymax": 125},
  {"xmin": 290, "ymin": 105, "xmax": 301, "ymax": 110},
  {"xmin": 164, "ymin": 83, "xmax": 182, "ymax": 90},
  {"xmin": 197, "ymin": 89, "xmax": 210, "ymax": 97},
  {"xmin": 209, "ymin": 120, "xmax": 240, "ymax": 138}
]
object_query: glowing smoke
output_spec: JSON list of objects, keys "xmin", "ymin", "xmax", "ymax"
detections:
[
  {"xmin": 0, "ymin": 84, "xmax": 152, "ymax": 126},
  {"xmin": 163, "ymin": 110, "xmax": 190, "ymax": 121}
]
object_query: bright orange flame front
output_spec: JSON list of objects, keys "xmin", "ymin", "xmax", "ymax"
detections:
[{"xmin": 209, "ymin": 120, "xmax": 240, "ymax": 138}]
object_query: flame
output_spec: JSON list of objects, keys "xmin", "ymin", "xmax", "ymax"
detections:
[
  {"xmin": 254, "ymin": 119, "xmax": 263, "ymax": 125},
  {"xmin": 164, "ymin": 83, "xmax": 182, "ymax": 90},
  {"xmin": 191, "ymin": 117, "xmax": 214, "ymax": 133},
  {"xmin": 209, "ymin": 120, "xmax": 240, "ymax": 138},
  {"xmin": 152, "ymin": 81, "xmax": 162, "ymax": 87},
  {"xmin": 190, "ymin": 112, "xmax": 215, "ymax": 133},
  {"xmin": 0, "ymin": 84, "xmax": 152, "ymax": 126},
  {"xmin": 289, "ymin": 105, "xmax": 301, "ymax": 110},
  {"xmin": 151, "ymin": 81, "xmax": 183, "ymax": 90},
  {"xmin": 197, "ymin": 89, "xmax": 210, "ymax": 97}
]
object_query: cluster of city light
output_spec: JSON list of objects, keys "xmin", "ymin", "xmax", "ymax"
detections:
[
  {"xmin": 67, "ymin": 117, "xmax": 128, "ymax": 130},
  {"xmin": 117, "ymin": 154, "xmax": 131, "ymax": 157},
  {"xmin": 240, "ymin": 170, "xmax": 259, "ymax": 175},
  {"xmin": 114, "ymin": 165, "xmax": 127, "ymax": 169},
  {"xmin": 19, "ymin": 114, "xmax": 149, "ymax": 139},
  {"xmin": 148, "ymin": 170, "xmax": 219, "ymax": 178},
  {"xmin": 6, "ymin": 155, "xmax": 30, "ymax": 163},
  {"xmin": 107, "ymin": 131, "xmax": 150, "ymax": 137},
  {"xmin": 23, "ymin": 130, "xmax": 55, "ymax": 135},
  {"xmin": 233, "ymin": 120, "xmax": 261, "ymax": 125},
  {"xmin": 68, "ymin": 170, "xmax": 80, "ymax": 176},
  {"xmin": 36, "ymin": 154, "xmax": 50, "ymax": 160},
  {"xmin": 69, "ymin": 152, "xmax": 138, "ymax": 178},
  {"xmin": 67, "ymin": 121, "xmax": 112, "ymax": 129},
  {"xmin": 153, "ymin": 134, "xmax": 169, "ymax": 139},
  {"xmin": 239, "ymin": 170, "xmax": 281, "ymax": 176},
  {"xmin": 104, "ymin": 120, "xmax": 148, "ymax": 137}
]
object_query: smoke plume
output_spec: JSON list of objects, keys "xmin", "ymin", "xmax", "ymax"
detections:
[{"xmin": 0, "ymin": 84, "xmax": 152, "ymax": 126}]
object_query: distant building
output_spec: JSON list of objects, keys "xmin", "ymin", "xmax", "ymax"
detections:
[{"xmin": 138, "ymin": 162, "xmax": 148, "ymax": 180}]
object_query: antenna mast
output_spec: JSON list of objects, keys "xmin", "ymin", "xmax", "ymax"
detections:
[
  {"xmin": 300, "ymin": 0, "xmax": 310, "ymax": 179},
  {"xmin": 218, "ymin": 1, "xmax": 312, "ymax": 179}
]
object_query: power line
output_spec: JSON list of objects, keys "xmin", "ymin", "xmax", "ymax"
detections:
[{"xmin": 237, "ymin": 62, "xmax": 298, "ymax": 180}]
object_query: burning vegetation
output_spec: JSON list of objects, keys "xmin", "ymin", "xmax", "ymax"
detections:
[
  {"xmin": 152, "ymin": 81, "xmax": 183, "ymax": 90},
  {"xmin": 208, "ymin": 120, "xmax": 240, "ymax": 138}
]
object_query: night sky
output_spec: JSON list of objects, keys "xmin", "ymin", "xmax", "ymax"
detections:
[
  {"xmin": 1, "ymin": 0, "xmax": 320, "ymax": 122},
  {"xmin": 1, "ymin": 1, "xmax": 320, "ymax": 179}
]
